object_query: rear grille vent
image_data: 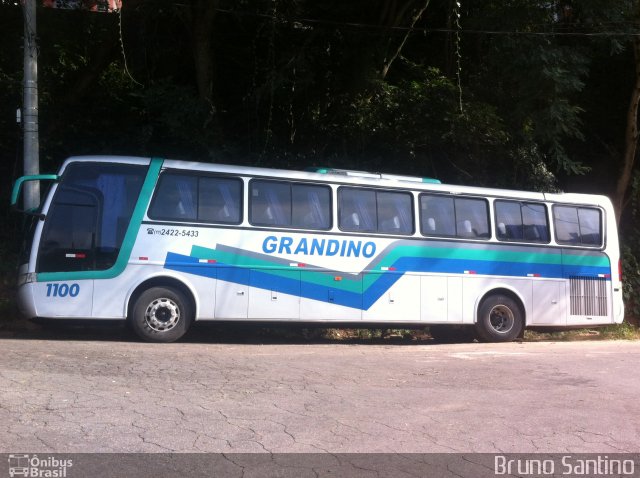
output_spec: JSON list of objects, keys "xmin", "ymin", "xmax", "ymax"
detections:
[{"xmin": 569, "ymin": 276, "xmax": 608, "ymax": 316}]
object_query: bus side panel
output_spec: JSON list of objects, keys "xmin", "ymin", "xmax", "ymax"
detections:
[
  {"xmin": 420, "ymin": 275, "xmax": 463, "ymax": 323},
  {"xmin": 88, "ymin": 265, "xmax": 214, "ymax": 320},
  {"xmin": 530, "ymin": 279, "xmax": 567, "ymax": 325},
  {"xmin": 363, "ymin": 273, "xmax": 420, "ymax": 322},
  {"xmin": 92, "ymin": 277, "xmax": 130, "ymax": 319},
  {"xmin": 463, "ymin": 276, "xmax": 532, "ymax": 325},
  {"xmin": 300, "ymin": 270, "xmax": 362, "ymax": 321},
  {"xmin": 248, "ymin": 269, "xmax": 300, "ymax": 319},
  {"xmin": 562, "ymin": 248, "xmax": 614, "ymax": 326},
  {"xmin": 215, "ymin": 268, "xmax": 249, "ymax": 319},
  {"xmin": 120, "ymin": 227, "xmax": 217, "ymax": 320},
  {"xmin": 31, "ymin": 280, "xmax": 94, "ymax": 318}
]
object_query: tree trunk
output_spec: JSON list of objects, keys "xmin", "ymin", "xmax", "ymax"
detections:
[
  {"xmin": 380, "ymin": 0, "xmax": 431, "ymax": 80},
  {"xmin": 190, "ymin": 0, "xmax": 217, "ymax": 103},
  {"xmin": 614, "ymin": 35, "xmax": 640, "ymax": 224}
]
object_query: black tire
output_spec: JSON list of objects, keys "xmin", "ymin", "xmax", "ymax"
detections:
[
  {"xmin": 429, "ymin": 325, "xmax": 477, "ymax": 343},
  {"xmin": 475, "ymin": 294, "xmax": 524, "ymax": 343},
  {"xmin": 130, "ymin": 287, "xmax": 192, "ymax": 343}
]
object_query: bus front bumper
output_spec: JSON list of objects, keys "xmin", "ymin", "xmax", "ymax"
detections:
[{"xmin": 16, "ymin": 281, "xmax": 38, "ymax": 319}]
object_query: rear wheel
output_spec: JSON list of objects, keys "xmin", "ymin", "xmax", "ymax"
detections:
[
  {"xmin": 130, "ymin": 287, "xmax": 192, "ymax": 343},
  {"xmin": 475, "ymin": 294, "xmax": 524, "ymax": 342}
]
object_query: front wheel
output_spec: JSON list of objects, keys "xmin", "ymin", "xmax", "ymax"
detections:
[
  {"xmin": 130, "ymin": 287, "xmax": 192, "ymax": 343},
  {"xmin": 475, "ymin": 294, "xmax": 524, "ymax": 342}
]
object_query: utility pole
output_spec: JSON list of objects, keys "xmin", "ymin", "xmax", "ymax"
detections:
[{"xmin": 22, "ymin": 0, "xmax": 40, "ymax": 210}]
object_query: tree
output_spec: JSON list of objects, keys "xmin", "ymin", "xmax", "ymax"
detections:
[
  {"xmin": 615, "ymin": 5, "xmax": 640, "ymax": 223},
  {"xmin": 379, "ymin": 0, "xmax": 431, "ymax": 80}
]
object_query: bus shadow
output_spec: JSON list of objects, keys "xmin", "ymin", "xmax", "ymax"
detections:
[
  {"xmin": 184, "ymin": 323, "xmax": 438, "ymax": 346},
  {"xmin": 0, "ymin": 319, "xmax": 448, "ymax": 346},
  {"xmin": 0, "ymin": 320, "xmax": 132, "ymax": 342}
]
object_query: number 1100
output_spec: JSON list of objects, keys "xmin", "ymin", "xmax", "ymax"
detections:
[{"xmin": 46, "ymin": 283, "xmax": 80, "ymax": 297}]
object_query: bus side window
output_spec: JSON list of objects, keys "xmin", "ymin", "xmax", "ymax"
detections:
[
  {"xmin": 198, "ymin": 177, "xmax": 242, "ymax": 224},
  {"xmin": 291, "ymin": 184, "xmax": 331, "ymax": 230},
  {"xmin": 553, "ymin": 206, "xmax": 581, "ymax": 245},
  {"xmin": 578, "ymin": 208, "xmax": 602, "ymax": 245},
  {"xmin": 420, "ymin": 194, "xmax": 455, "ymax": 236},
  {"xmin": 522, "ymin": 203, "xmax": 549, "ymax": 242},
  {"xmin": 495, "ymin": 200, "xmax": 522, "ymax": 240},
  {"xmin": 496, "ymin": 200, "xmax": 549, "ymax": 243},
  {"xmin": 250, "ymin": 181, "xmax": 291, "ymax": 227},
  {"xmin": 250, "ymin": 180, "xmax": 331, "ymax": 230},
  {"xmin": 339, "ymin": 188, "xmax": 376, "ymax": 232},
  {"xmin": 454, "ymin": 197, "xmax": 489, "ymax": 239},
  {"xmin": 377, "ymin": 191, "xmax": 413, "ymax": 235},
  {"xmin": 555, "ymin": 205, "xmax": 602, "ymax": 246},
  {"xmin": 149, "ymin": 174, "xmax": 197, "ymax": 221}
]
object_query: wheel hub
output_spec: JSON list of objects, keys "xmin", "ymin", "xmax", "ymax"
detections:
[
  {"xmin": 488, "ymin": 305, "xmax": 514, "ymax": 334},
  {"xmin": 145, "ymin": 298, "xmax": 180, "ymax": 332}
]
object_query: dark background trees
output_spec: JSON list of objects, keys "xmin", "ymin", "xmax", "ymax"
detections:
[{"xmin": 1, "ymin": 0, "xmax": 639, "ymax": 321}]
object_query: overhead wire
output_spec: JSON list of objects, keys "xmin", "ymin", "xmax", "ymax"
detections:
[{"xmin": 214, "ymin": 7, "xmax": 640, "ymax": 38}]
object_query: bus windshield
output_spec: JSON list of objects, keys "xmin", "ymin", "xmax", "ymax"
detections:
[{"xmin": 37, "ymin": 162, "xmax": 147, "ymax": 273}]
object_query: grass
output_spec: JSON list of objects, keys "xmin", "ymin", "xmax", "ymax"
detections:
[
  {"xmin": 524, "ymin": 322, "xmax": 640, "ymax": 341},
  {"xmin": 259, "ymin": 324, "xmax": 640, "ymax": 342},
  {"xmin": 590, "ymin": 322, "xmax": 640, "ymax": 340}
]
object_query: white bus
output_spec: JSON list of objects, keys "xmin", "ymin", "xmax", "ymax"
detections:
[{"xmin": 11, "ymin": 155, "xmax": 624, "ymax": 342}]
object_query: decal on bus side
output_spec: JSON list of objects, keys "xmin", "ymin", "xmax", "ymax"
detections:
[
  {"xmin": 262, "ymin": 235, "xmax": 377, "ymax": 258},
  {"xmin": 46, "ymin": 283, "xmax": 80, "ymax": 298}
]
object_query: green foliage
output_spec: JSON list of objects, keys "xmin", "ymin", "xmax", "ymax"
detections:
[
  {"xmin": 621, "ymin": 245, "xmax": 640, "ymax": 324},
  {"xmin": 128, "ymin": 80, "xmax": 222, "ymax": 160},
  {"xmin": 598, "ymin": 322, "xmax": 640, "ymax": 340},
  {"xmin": 620, "ymin": 172, "xmax": 640, "ymax": 325},
  {"xmin": 474, "ymin": 34, "xmax": 590, "ymax": 175},
  {"xmin": 296, "ymin": 66, "xmax": 546, "ymax": 187}
]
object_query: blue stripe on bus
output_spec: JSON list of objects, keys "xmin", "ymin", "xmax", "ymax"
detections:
[{"xmin": 164, "ymin": 249, "xmax": 611, "ymax": 311}]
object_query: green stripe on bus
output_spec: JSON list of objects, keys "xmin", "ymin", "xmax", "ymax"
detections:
[
  {"xmin": 37, "ymin": 157, "xmax": 164, "ymax": 282},
  {"xmin": 382, "ymin": 245, "xmax": 607, "ymax": 268},
  {"xmin": 561, "ymin": 253, "xmax": 610, "ymax": 267}
]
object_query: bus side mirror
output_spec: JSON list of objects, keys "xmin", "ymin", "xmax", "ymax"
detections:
[{"xmin": 11, "ymin": 174, "xmax": 59, "ymax": 216}]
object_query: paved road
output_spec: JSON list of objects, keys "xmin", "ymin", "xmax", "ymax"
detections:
[{"xmin": 1, "ymin": 327, "xmax": 639, "ymax": 454}]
